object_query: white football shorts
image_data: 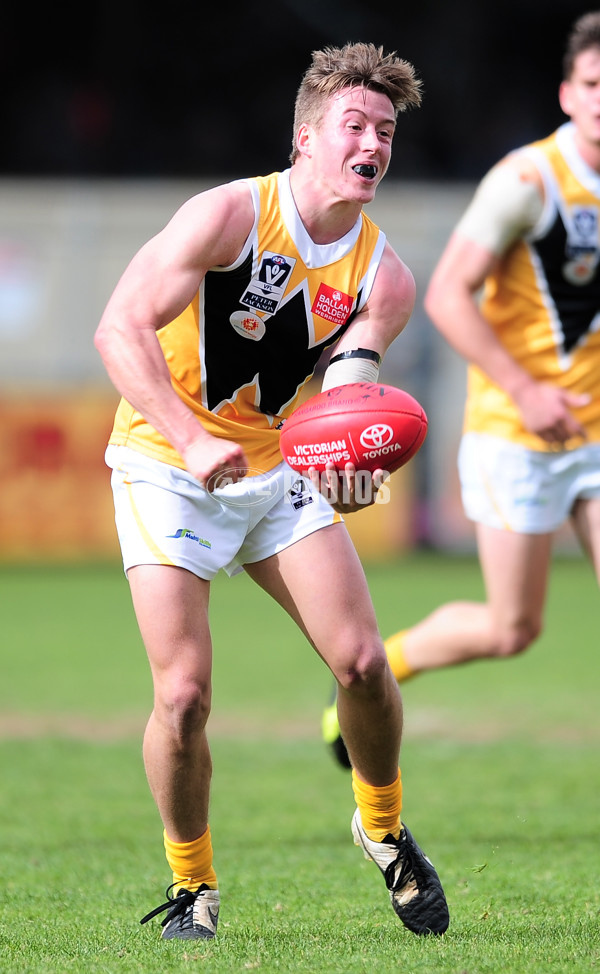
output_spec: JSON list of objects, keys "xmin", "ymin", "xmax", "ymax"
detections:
[
  {"xmin": 105, "ymin": 445, "xmax": 340, "ymax": 579},
  {"xmin": 458, "ymin": 432, "xmax": 600, "ymax": 533}
]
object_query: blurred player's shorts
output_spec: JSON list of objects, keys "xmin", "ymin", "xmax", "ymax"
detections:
[{"xmin": 458, "ymin": 433, "xmax": 600, "ymax": 533}]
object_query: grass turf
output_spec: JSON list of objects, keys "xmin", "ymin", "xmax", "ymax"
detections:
[{"xmin": 0, "ymin": 552, "xmax": 598, "ymax": 973}]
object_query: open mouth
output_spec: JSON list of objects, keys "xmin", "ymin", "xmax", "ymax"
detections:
[{"xmin": 352, "ymin": 164, "xmax": 377, "ymax": 179}]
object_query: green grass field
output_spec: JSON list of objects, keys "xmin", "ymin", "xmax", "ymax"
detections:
[{"xmin": 0, "ymin": 552, "xmax": 598, "ymax": 973}]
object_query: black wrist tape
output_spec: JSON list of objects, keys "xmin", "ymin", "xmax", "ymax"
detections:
[{"xmin": 329, "ymin": 348, "xmax": 381, "ymax": 365}]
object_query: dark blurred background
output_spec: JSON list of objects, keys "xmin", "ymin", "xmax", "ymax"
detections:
[{"xmin": 2, "ymin": 0, "xmax": 596, "ymax": 181}]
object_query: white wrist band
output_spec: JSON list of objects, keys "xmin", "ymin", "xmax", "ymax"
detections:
[{"xmin": 321, "ymin": 351, "xmax": 380, "ymax": 391}]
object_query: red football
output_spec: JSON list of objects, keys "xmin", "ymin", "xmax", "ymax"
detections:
[{"xmin": 280, "ymin": 382, "xmax": 427, "ymax": 475}]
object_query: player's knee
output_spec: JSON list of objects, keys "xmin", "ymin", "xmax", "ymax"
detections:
[
  {"xmin": 335, "ymin": 640, "xmax": 388, "ymax": 691},
  {"xmin": 157, "ymin": 678, "xmax": 212, "ymax": 742},
  {"xmin": 493, "ymin": 618, "xmax": 542, "ymax": 657}
]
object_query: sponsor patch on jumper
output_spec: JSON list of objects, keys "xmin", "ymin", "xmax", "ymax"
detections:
[
  {"xmin": 229, "ymin": 310, "xmax": 266, "ymax": 340},
  {"xmin": 311, "ymin": 284, "xmax": 354, "ymax": 325},
  {"xmin": 563, "ymin": 206, "xmax": 600, "ymax": 285},
  {"xmin": 239, "ymin": 252, "xmax": 296, "ymax": 316}
]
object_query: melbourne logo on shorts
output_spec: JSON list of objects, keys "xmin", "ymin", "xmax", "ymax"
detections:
[
  {"xmin": 166, "ymin": 528, "xmax": 211, "ymax": 548},
  {"xmin": 311, "ymin": 283, "xmax": 354, "ymax": 325}
]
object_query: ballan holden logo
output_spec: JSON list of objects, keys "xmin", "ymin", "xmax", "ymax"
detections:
[{"xmin": 311, "ymin": 283, "xmax": 354, "ymax": 325}]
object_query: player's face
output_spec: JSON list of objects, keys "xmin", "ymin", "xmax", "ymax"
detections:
[
  {"xmin": 560, "ymin": 47, "xmax": 600, "ymax": 145},
  {"xmin": 306, "ymin": 87, "xmax": 396, "ymax": 203}
]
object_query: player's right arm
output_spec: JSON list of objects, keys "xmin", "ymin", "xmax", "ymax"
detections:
[
  {"xmin": 424, "ymin": 158, "xmax": 589, "ymax": 444},
  {"xmin": 94, "ymin": 181, "xmax": 256, "ymax": 487}
]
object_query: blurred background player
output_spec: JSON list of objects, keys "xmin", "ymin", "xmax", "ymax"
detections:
[
  {"xmin": 95, "ymin": 42, "xmax": 449, "ymax": 939},
  {"xmin": 324, "ymin": 11, "xmax": 600, "ymax": 768}
]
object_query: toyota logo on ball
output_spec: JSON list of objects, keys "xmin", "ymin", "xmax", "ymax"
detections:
[{"xmin": 359, "ymin": 424, "xmax": 395, "ymax": 449}]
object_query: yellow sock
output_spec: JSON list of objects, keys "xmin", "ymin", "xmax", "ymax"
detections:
[
  {"xmin": 163, "ymin": 827, "xmax": 218, "ymax": 893},
  {"xmin": 384, "ymin": 630, "xmax": 415, "ymax": 683},
  {"xmin": 352, "ymin": 769, "xmax": 402, "ymax": 842}
]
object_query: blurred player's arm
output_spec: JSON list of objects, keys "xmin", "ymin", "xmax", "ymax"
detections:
[{"xmin": 424, "ymin": 158, "xmax": 588, "ymax": 443}]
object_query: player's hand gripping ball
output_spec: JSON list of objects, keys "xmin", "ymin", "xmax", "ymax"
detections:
[{"xmin": 279, "ymin": 382, "xmax": 427, "ymax": 475}]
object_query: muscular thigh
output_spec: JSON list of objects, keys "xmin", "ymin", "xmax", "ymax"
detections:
[
  {"xmin": 128, "ymin": 564, "xmax": 212, "ymax": 685},
  {"xmin": 244, "ymin": 521, "xmax": 381, "ymax": 670}
]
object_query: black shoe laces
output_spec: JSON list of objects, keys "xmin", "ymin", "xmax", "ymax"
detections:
[
  {"xmin": 385, "ymin": 834, "xmax": 416, "ymax": 892},
  {"xmin": 386, "ymin": 829, "xmax": 434, "ymax": 894},
  {"xmin": 140, "ymin": 882, "xmax": 200, "ymax": 927}
]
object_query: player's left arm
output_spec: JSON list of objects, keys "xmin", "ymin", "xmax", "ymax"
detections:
[
  {"xmin": 328, "ymin": 241, "xmax": 416, "ymax": 370},
  {"xmin": 314, "ymin": 243, "xmax": 416, "ymax": 513}
]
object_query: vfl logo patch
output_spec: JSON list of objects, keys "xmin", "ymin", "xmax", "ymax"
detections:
[
  {"xmin": 312, "ymin": 284, "xmax": 354, "ymax": 325},
  {"xmin": 287, "ymin": 477, "xmax": 314, "ymax": 510},
  {"xmin": 166, "ymin": 528, "xmax": 211, "ymax": 548},
  {"xmin": 563, "ymin": 206, "xmax": 600, "ymax": 285},
  {"xmin": 239, "ymin": 252, "xmax": 296, "ymax": 316}
]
